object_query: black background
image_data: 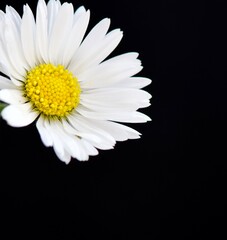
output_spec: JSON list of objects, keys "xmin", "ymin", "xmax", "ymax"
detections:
[{"xmin": 0, "ymin": 0, "xmax": 226, "ymax": 239}]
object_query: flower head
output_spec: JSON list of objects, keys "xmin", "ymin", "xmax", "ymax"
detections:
[{"xmin": 0, "ymin": 0, "xmax": 151, "ymax": 163}]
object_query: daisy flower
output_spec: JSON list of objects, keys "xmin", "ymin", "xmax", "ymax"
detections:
[{"xmin": 0, "ymin": 0, "xmax": 151, "ymax": 163}]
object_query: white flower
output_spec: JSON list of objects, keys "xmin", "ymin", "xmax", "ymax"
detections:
[{"xmin": 0, "ymin": 0, "xmax": 151, "ymax": 163}]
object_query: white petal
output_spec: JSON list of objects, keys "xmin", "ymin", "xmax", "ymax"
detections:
[
  {"xmin": 48, "ymin": 2, "xmax": 74, "ymax": 65},
  {"xmin": 5, "ymin": 6, "xmax": 21, "ymax": 32},
  {"xmin": 63, "ymin": 119, "xmax": 101, "ymax": 144},
  {"xmin": 52, "ymin": 132, "xmax": 70, "ymax": 163},
  {"xmin": 47, "ymin": 0, "xmax": 61, "ymax": 36},
  {"xmin": 0, "ymin": 10, "xmax": 4, "ymax": 20},
  {"xmin": 76, "ymin": 105, "xmax": 151, "ymax": 123},
  {"xmin": 43, "ymin": 119, "xmax": 70, "ymax": 163},
  {"xmin": 0, "ymin": 76, "xmax": 17, "ymax": 89},
  {"xmin": 64, "ymin": 136, "xmax": 89, "ymax": 161},
  {"xmin": 110, "ymin": 122, "xmax": 142, "ymax": 140},
  {"xmin": 79, "ymin": 53, "xmax": 142, "ymax": 88},
  {"xmin": 36, "ymin": 117, "xmax": 53, "ymax": 147},
  {"xmin": 80, "ymin": 139, "xmax": 99, "ymax": 156},
  {"xmin": 0, "ymin": 62, "xmax": 9, "ymax": 78},
  {"xmin": 36, "ymin": 0, "xmax": 48, "ymax": 63},
  {"xmin": 0, "ymin": 89, "xmax": 26, "ymax": 104},
  {"xmin": 37, "ymin": 118, "xmax": 94, "ymax": 162},
  {"xmin": 73, "ymin": 6, "xmax": 86, "ymax": 23},
  {"xmin": 80, "ymin": 88, "xmax": 151, "ymax": 112},
  {"xmin": 67, "ymin": 113, "xmax": 116, "ymax": 150},
  {"xmin": 63, "ymin": 119, "xmax": 102, "ymax": 151},
  {"xmin": 80, "ymin": 100, "xmax": 137, "ymax": 113},
  {"xmin": 53, "ymin": 121, "xmax": 82, "ymax": 160},
  {"xmin": 37, "ymin": 118, "xmax": 73, "ymax": 163},
  {"xmin": 62, "ymin": 135, "xmax": 89, "ymax": 161},
  {"xmin": 113, "ymin": 77, "xmax": 152, "ymax": 89},
  {"xmin": 72, "ymin": 114, "xmax": 116, "ymax": 142},
  {"xmin": 70, "ymin": 28, "xmax": 123, "ymax": 74},
  {"xmin": 62, "ymin": 119, "xmax": 105, "ymax": 148},
  {"xmin": 85, "ymin": 28, "xmax": 122, "ymax": 66},
  {"xmin": 62, "ymin": 10, "xmax": 90, "ymax": 66},
  {"xmin": 68, "ymin": 18, "xmax": 110, "ymax": 72},
  {"xmin": 21, "ymin": 5, "xmax": 37, "ymax": 68},
  {"xmin": 73, "ymin": 118, "xmax": 141, "ymax": 142},
  {"xmin": 0, "ymin": 62, "xmax": 23, "ymax": 86},
  {"xmin": 93, "ymin": 120, "xmax": 141, "ymax": 141},
  {"xmin": 0, "ymin": 28, "xmax": 24, "ymax": 81},
  {"xmin": 0, "ymin": 10, "xmax": 4, "ymax": 18},
  {"xmin": 1, "ymin": 103, "xmax": 38, "ymax": 127},
  {"xmin": 52, "ymin": 120, "xmax": 90, "ymax": 161},
  {"xmin": 55, "ymin": 149, "xmax": 71, "ymax": 164},
  {"xmin": 2, "ymin": 15, "xmax": 28, "ymax": 77},
  {"xmin": 81, "ymin": 88, "xmax": 151, "ymax": 103}
]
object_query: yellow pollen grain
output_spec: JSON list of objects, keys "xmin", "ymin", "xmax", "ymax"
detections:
[{"xmin": 24, "ymin": 63, "xmax": 81, "ymax": 117}]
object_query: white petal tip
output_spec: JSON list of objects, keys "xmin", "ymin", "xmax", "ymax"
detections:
[
  {"xmin": 1, "ymin": 104, "xmax": 38, "ymax": 127},
  {"xmin": 76, "ymin": 5, "xmax": 86, "ymax": 13},
  {"xmin": 103, "ymin": 18, "xmax": 111, "ymax": 25},
  {"xmin": 142, "ymin": 115, "xmax": 152, "ymax": 122},
  {"xmin": 64, "ymin": 160, "xmax": 71, "ymax": 165},
  {"xmin": 76, "ymin": 157, "xmax": 89, "ymax": 162},
  {"xmin": 146, "ymin": 79, "xmax": 152, "ymax": 85}
]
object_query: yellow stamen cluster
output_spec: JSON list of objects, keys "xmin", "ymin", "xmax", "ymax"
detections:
[{"xmin": 24, "ymin": 64, "xmax": 80, "ymax": 117}]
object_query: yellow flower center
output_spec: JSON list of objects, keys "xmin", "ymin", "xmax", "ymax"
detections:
[{"xmin": 24, "ymin": 63, "xmax": 80, "ymax": 117}]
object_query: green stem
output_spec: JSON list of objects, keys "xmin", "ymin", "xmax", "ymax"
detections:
[{"xmin": 0, "ymin": 102, "xmax": 7, "ymax": 114}]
